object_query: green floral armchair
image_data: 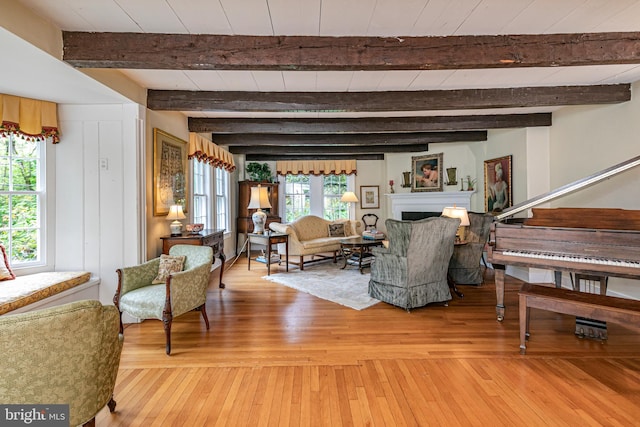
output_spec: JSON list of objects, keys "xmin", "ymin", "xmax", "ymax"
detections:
[
  {"xmin": 0, "ymin": 300, "xmax": 123, "ymax": 427},
  {"xmin": 114, "ymin": 244, "xmax": 213, "ymax": 355},
  {"xmin": 368, "ymin": 217, "xmax": 460, "ymax": 311}
]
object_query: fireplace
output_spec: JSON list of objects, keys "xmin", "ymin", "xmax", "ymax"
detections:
[
  {"xmin": 401, "ymin": 211, "xmax": 441, "ymax": 221},
  {"xmin": 386, "ymin": 192, "xmax": 473, "ymax": 220}
]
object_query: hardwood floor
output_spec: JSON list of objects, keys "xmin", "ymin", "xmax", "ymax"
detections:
[{"xmin": 97, "ymin": 256, "xmax": 640, "ymax": 426}]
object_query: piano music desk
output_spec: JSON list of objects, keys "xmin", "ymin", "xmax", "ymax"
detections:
[{"xmin": 518, "ymin": 283, "xmax": 640, "ymax": 354}]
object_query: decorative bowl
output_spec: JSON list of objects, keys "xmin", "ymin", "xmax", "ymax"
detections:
[{"xmin": 185, "ymin": 223, "xmax": 204, "ymax": 233}]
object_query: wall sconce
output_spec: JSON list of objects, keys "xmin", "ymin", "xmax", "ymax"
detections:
[
  {"xmin": 248, "ymin": 185, "xmax": 272, "ymax": 234},
  {"xmin": 166, "ymin": 205, "xmax": 186, "ymax": 236}
]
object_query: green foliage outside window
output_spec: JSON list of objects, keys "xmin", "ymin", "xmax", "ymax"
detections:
[{"xmin": 0, "ymin": 134, "xmax": 41, "ymax": 264}]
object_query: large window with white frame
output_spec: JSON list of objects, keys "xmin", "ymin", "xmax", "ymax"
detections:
[
  {"xmin": 191, "ymin": 162, "xmax": 230, "ymax": 232},
  {"xmin": 0, "ymin": 133, "xmax": 45, "ymax": 267},
  {"xmin": 215, "ymin": 167, "xmax": 230, "ymax": 231},
  {"xmin": 282, "ymin": 174, "xmax": 353, "ymax": 222}
]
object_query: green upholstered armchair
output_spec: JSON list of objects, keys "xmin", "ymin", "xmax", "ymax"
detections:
[
  {"xmin": 368, "ymin": 217, "xmax": 460, "ymax": 311},
  {"xmin": 447, "ymin": 212, "xmax": 494, "ymax": 285},
  {"xmin": 114, "ymin": 244, "xmax": 213, "ymax": 355},
  {"xmin": 0, "ymin": 300, "xmax": 123, "ymax": 427}
]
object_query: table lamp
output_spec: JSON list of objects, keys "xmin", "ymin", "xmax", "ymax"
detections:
[
  {"xmin": 167, "ymin": 204, "xmax": 186, "ymax": 236},
  {"xmin": 340, "ymin": 191, "xmax": 359, "ymax": 220},
  {"xmin": 248, "ymin": 185, "xmax": 272, "ymax": 234},
  {"xmin": 442, "ymin": 206, "xmax": 470, "ymax": 242}
]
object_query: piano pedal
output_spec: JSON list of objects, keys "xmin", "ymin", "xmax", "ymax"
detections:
[{"xmin": 575, "ymin": 317, "xmax": 608, "ymax": 341}]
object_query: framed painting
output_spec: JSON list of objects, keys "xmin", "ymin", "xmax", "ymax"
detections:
[
  {"xmin": 360, "ymin": 185, "xmax": 380, "ymax": 209},
  {"xmin": 153, "ymin": 128, "xmax": 188, "ymax": 216},
  {"xmin": 484, "ymin": 155, "xmax": 512, "ymax": 214},
  {"xmin": 411, "ymin": 153, "xmax": 443, "ymax": 192}
]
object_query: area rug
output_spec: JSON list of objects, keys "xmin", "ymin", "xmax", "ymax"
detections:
[{"xmin": 262, "ymin": 261, "xmax": 380, "ymax": 310}]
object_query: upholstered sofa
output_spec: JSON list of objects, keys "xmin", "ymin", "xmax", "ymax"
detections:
[
  {"xmin": 269, "ymin": 215, "xmax": 362, "ymax": 270},
  {"xmin": 0, "ymin": 300, "xmax": 123, "ymax": 427}
]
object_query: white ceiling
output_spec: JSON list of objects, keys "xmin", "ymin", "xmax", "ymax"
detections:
[{"xmin": 10, "ymin": 0, "xmax": 640, "ymax": 118}]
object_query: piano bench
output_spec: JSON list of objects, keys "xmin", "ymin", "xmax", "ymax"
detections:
[{"xmin": 518, "ymin": 283, "xmax": 640, "ymax": 355}]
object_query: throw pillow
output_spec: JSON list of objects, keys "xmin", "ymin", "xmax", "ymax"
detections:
[
  {"xmin": 328, "ymin": 223, "xmax": 346, "ymax": 237},
  {"xmin": 0, "ymin": 244, "xmax": 15, "ymax": 281},
  {"xmin": 152, "ymin": 254, "xmax": 186, "ymax": 284}
]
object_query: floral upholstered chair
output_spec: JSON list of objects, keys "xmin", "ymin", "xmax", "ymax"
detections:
[
  {"xmin": 0, "ymin": 300, "xmax": 123, "ymax": 427},
  {"xmin": 368, "ymin": 217, "xmax": 460, "ymax": 311},
  {"xmin": 114, "ymin": 244, "xmax": 213, "ymax": 355},
  {"xmin": 447, "ymin": 212, "xmax": 494, "ymax": 285}
]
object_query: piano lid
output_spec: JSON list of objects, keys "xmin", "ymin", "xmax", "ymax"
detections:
[{"xmin": 495, "ymin": 154, "xmax": 640, "ymax": 222}]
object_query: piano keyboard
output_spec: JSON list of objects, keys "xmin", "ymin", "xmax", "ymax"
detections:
[{"xmin": 502, "ymin": 250, "xmax": 640, "ymax": 269}]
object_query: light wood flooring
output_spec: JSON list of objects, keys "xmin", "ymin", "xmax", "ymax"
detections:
[{"xmin": 97, "ymin": 255, "xmax": 640, "ymax": 426}]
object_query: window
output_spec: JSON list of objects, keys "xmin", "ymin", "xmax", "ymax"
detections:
[
  {"xmin": 0, "ymin": 133, "xmax": 44, "ymax": 266},
  {"xmin": 282, "ymin": 174, "xmax": 352, "ymax": 222},
  {"xmin": 192, "ymin": 162, "xmax": 230, "ymax": 232},
  {"xmin": 283, "ymin": 175, "xmax": 310, "ymax": 222},
  {"xmin": 192, "ymin": 159, "xmax": 211, "ymax": 229},
  {"xmin": 215, "ymin": 167, "xmax": 230, "ymax": 231}
]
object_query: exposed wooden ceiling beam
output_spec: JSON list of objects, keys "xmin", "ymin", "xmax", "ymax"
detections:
[
  {"xmin": 214, "ymin": 132, "xmax": 486, "ymax": 146},
  {"xmin": 190, "ymin": 113, "xmax": 550, "ymax": 133},
  {"xmin": 63, "ymin": 32, "xmax": 640, "ymax": 70},
  {"xmin": 229, "ymin": 144, "xmax": 428, "ymax": 154},
  {"xmin": 246, "ymin": 154, "xmax": 384, "ymax": 161},
  {"xmin": 148, "ymin": 85, "xmax": 629, "ymax": 112}
]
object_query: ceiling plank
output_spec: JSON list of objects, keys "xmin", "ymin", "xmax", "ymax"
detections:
[
  {"xmin": 149, "ymin": 85, "xmax": 629, "ymax": 112},
  {"xmin": 63, "ymin": 32, "xmax": 640, "ymax": 70},
  {"xmin": 246, "ymin": 154, "xmax": 384, "ymax": 161},
  {"xmin": 190, "ymin": 113, "xmax": 551, "ymax": 133},
  {"xmin": 229, "ymin": 144, "xmax": 429, "ymax": 154},
  {"xmin": 213, "ymin": 132, "xmax": 486, "ymax": 146}
]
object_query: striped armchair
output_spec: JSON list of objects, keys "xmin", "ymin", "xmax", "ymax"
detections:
[{"xmin": 368, "ymin": 217, "xmax": 460, "ymax": 311}]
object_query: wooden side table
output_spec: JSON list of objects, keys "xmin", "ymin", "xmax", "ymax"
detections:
[
  {"xmin": 160, "ymin": 229, "xmax": 226, "ymax": 288},
  {"xmin": 247, "ymin": 232, "xmax": 288, "ymax": 275}
]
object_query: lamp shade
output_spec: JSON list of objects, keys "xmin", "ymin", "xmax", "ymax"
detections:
[
  {"xmin": 247, "ymin": 185, "xmax": 272, "ymax": 210},
  {"xmin": 166, "ymin": 205, "xmax": 186, "ymax": 221},
  {"xmin": 340, "ymin": 191, "xmax": 359, "ymax": 203},
  {"xmin": 441, "ymin": 206, "xmax": 470, "ymax": 226}
]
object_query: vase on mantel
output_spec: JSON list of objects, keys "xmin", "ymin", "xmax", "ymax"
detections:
[{"xmin": 401, "ymin": 171, "xmax": 411, "ymax": 188}]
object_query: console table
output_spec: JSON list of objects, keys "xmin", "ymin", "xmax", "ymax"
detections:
[{"xmin": 160, "ymin": 229, "xmax": 226, "ymax": 288}]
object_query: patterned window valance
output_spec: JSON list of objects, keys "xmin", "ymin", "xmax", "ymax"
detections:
[
  {"xmin": 188, "ymin": 133, "xmax": 236, "ymax": 172},
  {"xmin": 276, "ymin": 160, "xmax": 357, "ymax": 176},
  {"xmin": 0, "ymin": 94, "xmax": 59, "ymax": 143}
]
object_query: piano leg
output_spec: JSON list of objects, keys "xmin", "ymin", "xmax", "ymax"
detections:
[{"xmin": 495, "ymin": 264, "xmax": 506, "ymax": 321}]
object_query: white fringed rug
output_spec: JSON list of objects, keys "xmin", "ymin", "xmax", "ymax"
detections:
[{"xmin": 262, "ymin": 261, "xmax": 380, "ymax": 310}]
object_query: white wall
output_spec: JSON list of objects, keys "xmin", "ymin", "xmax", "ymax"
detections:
[
  {"xmin": 548, "ymin": 82, "xmax": 640, "ymax": 298},
  {"xmin": 56, "ymin": 103, "xmax": 144, "ymax": 304}
]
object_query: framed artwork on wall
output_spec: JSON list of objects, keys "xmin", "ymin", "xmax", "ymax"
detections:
[
  {"xmin": 360, "ymin": 185, "xmax": 380, "ymax": 209},
  {"xmin": 153, "ymin": 128, "xmax": 188, "ymax": 216},
  {"xmin": 411, "ymin": 153, "xmax": 443, "ymax": 192},
  {"xmin": 484, "ymin": 155, "xmax": 513, "ymax": 214}
]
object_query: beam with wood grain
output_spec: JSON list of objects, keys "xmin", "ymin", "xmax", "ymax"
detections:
[
  {"xmin": 148, "ymin": 85, "xmax": 629, "ymax": 112},
  {"xmin": 63, "ymin": 32, "xmax": 640, "ymax": 70},
  {"xmin": 213, "ymin": 131, "xmax": 486, "ymax": 146},
  {"xmin": 229, "ymin": 144, "xmax": 429, "ymax": 155},
  {"xmin": 189, "ymin": 114, "xmax": 550, "ymax": 133}
]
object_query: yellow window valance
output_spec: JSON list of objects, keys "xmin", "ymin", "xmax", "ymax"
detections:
[
  {"xmin": 188, "ymin": 133, "xmax": 236, "ymax": 172},
  {"xmin": 0, "ymin": 94, "xmax": 59, "ymax": 143},
  {"xmin": 276, "ymin": 160, "xmax": 357, "ymax": 176}
]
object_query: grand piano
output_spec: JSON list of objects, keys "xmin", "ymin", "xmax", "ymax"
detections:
[{"xmin": 487, "ymin": 155, "xmax": 640, "ymax": 321}]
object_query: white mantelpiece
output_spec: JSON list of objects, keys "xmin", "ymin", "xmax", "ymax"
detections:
[{"xmin": 386, "ymin": 192, "xmax": 474, "ymax": 220}]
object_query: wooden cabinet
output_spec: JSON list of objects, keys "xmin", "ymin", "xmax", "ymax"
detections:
[
  {"xmin": 237, "ymin": 181, "xmax": 281, "ymax": 252},
  {"xmin": 160, "ymin": 229, "xmax": 226, "ymax": 288}
]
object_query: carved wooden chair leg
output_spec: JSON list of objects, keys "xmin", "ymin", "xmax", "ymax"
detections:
[
  {"xmin": 163, "ymin": 312, "xmax": 173, "ymax": 355},
  {"xmin": 108, "ymin": 396, "xmax": 117, "ymax": 412},
  {"xmin": 199, "ymin": 304, "xmax": 210, "ymax": 329}
]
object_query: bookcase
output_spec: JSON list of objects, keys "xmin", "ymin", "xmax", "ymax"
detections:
[{"xmin": 236, "ymin": 181, "xmax": 281, "ymax": 254}]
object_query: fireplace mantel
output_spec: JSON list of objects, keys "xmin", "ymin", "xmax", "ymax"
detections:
[{"xmin": 386, "ymin": 192, "xmax": 474, "ymax": 220}]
